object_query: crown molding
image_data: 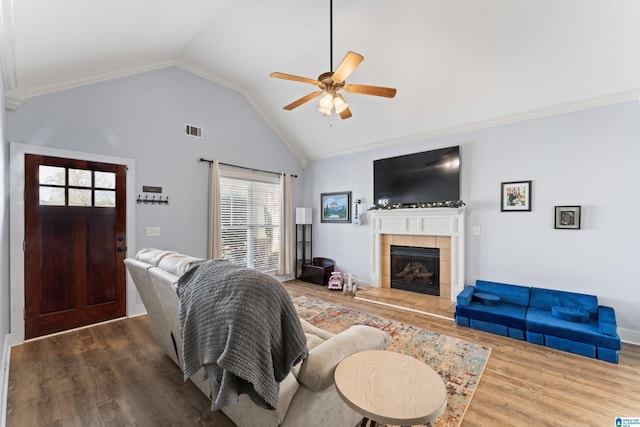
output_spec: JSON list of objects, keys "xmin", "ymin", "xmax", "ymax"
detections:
[
  {"xmin": 25, "ymin": 61, "xmax": 178, "ymax": 99},
  {"xmin": 4, "ymin": 61, "xmax": 177, "ymax": 109},
  {"xmin": 4, "ymin": 85, "xmax": 25, "ymax": 109},
  {"xmin": 308, "ymin": 89, "xmax": 640, "ymax": 162}
]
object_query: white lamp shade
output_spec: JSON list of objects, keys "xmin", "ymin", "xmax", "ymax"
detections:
[
  {"xmin": 296, "ymin": 207, "xmax": 313, "ymax": 224},
  {"xmin": 333, "ymin": 94, "xmax": 348, "ymax": 114}
]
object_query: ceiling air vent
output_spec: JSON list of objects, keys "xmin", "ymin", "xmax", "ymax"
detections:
[{"xmin": 185, "ymin": 124, "xmax": 203, "ymax": 138}]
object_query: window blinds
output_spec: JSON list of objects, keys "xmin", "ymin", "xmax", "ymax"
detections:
[{"xmin": 219, "ymin": 170, "xmax": 281, "ymax": 272}]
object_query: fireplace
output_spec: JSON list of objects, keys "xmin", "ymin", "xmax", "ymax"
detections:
[
  {"xmin": 390, "ymin": 245, "xmax": 440, "ymax": 296},
  {"xmin": 370, "ymin": 207, "xmax": 466, "ymax": 301}
]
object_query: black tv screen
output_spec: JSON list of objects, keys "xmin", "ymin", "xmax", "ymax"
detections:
[{"xmin": 374, "ymin": 146, "xmax": 460, "ymax": 206}]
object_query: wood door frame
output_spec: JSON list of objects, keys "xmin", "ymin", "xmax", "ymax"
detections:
[{"xmin": 9, "ymin": 142, "xmax": 141, "ymax": 345}]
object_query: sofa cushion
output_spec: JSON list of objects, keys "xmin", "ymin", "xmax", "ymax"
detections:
[
  {"xmin": 526, "ymin": 307, "xmax": 621, "ymax": 350},
  {"xmin": 475, "ymin": 280, "xmax": 530, "ymax": 307},
  {"xmin": 473, "ymin": 292, "xmax": 501, "ymax": 306},
  {"xmin": 456, "ymin": 302, "xmax": 527, "ymax": 330},
  {"xmin": 158, "ymin": 254, "xmax": 202, "ymax": 276},
  {"xmin": 136, "ymin": 248, "xmax": 177, "ymax": 266},
  {"xmin": 545, "ymin": 334, "xmax": 596, "ymax": 358},
  {"xmin": 456, "ymin": 286, "xmax": 475, "ymax": 306},
  {"xmin": 221, "ymin": 371, "xmax": 299, "ymax": 427},
  {"xmin": 297, "ymin": 325, "xmax": 391, "ymax": 392},
  {"xmin": 598, "ymin": 306, "xmax": 618, "ymax": 336},
  {"xmin": 529, "ymin": 288, "xmax": 598, "ymax": 318},
  {"xmin": 551, "ymin": 306, "xmax": 590, "ymax": 323}
]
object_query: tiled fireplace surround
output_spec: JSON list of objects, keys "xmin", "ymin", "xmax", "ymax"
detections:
[
  {"xmin": 381, "ymin": 234, "xmax": 452, "ymax": 299},
  {"xmin": 369, "ymin": 208, "xmax": 466, "ymax": 303}
]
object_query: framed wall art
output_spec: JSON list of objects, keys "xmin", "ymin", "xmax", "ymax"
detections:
[
  {"xmin": 320, "ymin": 191, "xmax": 351, "ymax": 223},
  {"xmin": 555, "ymin": 206, "xmax": 581, "ymax": 229},
  {"xmin": 501, "ymin": 180, "xmax": 532, "ymax": 212}
]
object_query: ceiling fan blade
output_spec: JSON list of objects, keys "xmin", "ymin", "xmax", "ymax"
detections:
[
  {"xmin": 332, "ymin": 51, "xmax": 364, "ymax": 83},
  {"xmin": 270, "ymin": 72, "xmax": 320, "ymax": 86},
  {"xmin": 283, "ymin": 91, "xmax": 323, "ymax": 110},
  {"xmin": 338, "ymin": 106, "xmax": 353, "ymax": 120},
  {"xmin": 344, "ymin": 84, "xmax": 397, "ymax": 98}
]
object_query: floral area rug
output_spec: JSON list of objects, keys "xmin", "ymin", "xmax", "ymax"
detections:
[{"xmin": 293, "ymin": 295, "xmax": 491, "ymax": 427}]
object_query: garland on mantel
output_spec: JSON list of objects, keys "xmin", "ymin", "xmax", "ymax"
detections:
[{"xmin": 368, "ymin": 200, "xmax": 466, "ymax": 211}]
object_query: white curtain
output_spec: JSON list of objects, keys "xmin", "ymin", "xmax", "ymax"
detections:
[
  {"xmin": 277, "ymin": 173, "xmax": 293, "ymax": 275},
  {"xmin": 207, "ymin": 160, "xmax": 222, "ymax": 259}
]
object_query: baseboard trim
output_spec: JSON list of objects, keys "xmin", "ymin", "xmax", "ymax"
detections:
[
  {"xmin": 129, "ymin": 302, "xmax": 147, "ymax": 319},
  {"xmin": 619, "ymin": 328, "xmax": 640, "ymax": 346},
  {"xmin": 1, "ymin": 333, "xmax": 12, "ymax": 427}
]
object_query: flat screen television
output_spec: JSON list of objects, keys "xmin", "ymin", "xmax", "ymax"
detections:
[{"xmin": 373, "ymin": 146, "xmax": 460, "ymax": 207}]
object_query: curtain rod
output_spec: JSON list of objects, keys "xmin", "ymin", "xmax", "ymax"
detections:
[{"xmin": 199, "ymin": 158, "xmax": 298, "ymax": 178}]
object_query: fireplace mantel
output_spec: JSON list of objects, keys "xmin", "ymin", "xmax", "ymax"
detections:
[{"xmin": 371, "ymin": 208, "xmax": 466, "ymax": 301}]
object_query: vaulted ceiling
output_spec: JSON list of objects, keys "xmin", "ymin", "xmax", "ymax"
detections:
[{"xmin": 3, "ymin": 0, "xmax": 640, "ymax": 166}]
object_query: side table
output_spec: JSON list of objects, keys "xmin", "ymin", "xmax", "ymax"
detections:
[{"xmin": 334, "ymin": 350, "xmax": 447, "ymax": 427}]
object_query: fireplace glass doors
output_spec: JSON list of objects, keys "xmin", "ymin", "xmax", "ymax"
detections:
[{"xmin": 390, "ymin": 245, "xmax": 440, "ymax": 296}]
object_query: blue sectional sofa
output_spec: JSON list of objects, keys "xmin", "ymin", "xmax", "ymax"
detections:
[
  {"xmin": 455, "ymin": 280, "xmax": 530, "ymax": 340},
  {"xmin": 455, "ymin": 280, "xmax": 621, "ymax": 363}
]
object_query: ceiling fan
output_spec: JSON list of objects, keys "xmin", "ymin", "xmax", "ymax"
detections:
[{"xmin": 269, "ymin": 0, "xmax": 396, "ymax": 119}]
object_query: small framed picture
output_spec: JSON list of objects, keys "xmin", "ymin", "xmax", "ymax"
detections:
[
  {"xmin": 501, "ymin": 181, "xmax": 532, "ymax": 212},
  {"xmin": 555, "ymin": 206, "xmax": 581, "ymax": 229},
  {"xmin": 321, "ymin": 191, "xmax": 351, "ymax": 223}
]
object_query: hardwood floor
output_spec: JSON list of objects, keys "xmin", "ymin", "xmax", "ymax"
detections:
[
  {"xmin": 7, "ymin": 280, "xmax": 640, "ymax": 426},
  {"xmin": 354, "ymin": 286, "xmax": 456, "ymax": 319}
]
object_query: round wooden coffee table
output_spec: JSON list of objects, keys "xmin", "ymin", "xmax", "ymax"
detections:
[{"xmin": 334, "ymin": 350, "xmax": 447, "ymax": 427}]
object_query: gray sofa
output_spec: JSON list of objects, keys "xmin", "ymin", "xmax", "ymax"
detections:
[{"xmin": 125, "ymin": 248, "xmax": 391, "ymax": 427}]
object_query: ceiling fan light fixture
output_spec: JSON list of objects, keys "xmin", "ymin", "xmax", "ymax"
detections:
[
  {"xmin": 318, "ymin": 105, "xmax": 333, "ymax": 115},
  {"xmin": 333, "ymin": 94, "xmax": 348, "ymax": 114},
  {"xmin": 319, "ymin": 93, "xmax": 334, "ymax": 115},
  {"xmin": 319, "ymin": 93, "xmax": 334, "ymax": 108}
]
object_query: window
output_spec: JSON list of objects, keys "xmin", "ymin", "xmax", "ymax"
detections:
[
  {"xmin": 38, "ymin": 165, "xmax": 116, "ymax": 207},
  {"xmin": 219, "ymin": 167, "xmax": 281, "ymax": 272}
]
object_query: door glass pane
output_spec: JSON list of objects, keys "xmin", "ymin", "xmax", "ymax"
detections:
[
  {"xmin": 69, "ymin": 189, "xmax": 92, "ymax": 206},
  {"xmin": 39, "ymin": 166, "xmax": 65, "ymax": 185},
  {"xmin": 95, "ymin": 171, "xmax": 116, "ymax": 189},
  {"xmin": 69, "ymin": 169, "xmax": 91, "ymax": 187},
  {"xmin": 39, "ymin": 187, "xmax": 65, "ymax": 205},
  {"xmin": 95, "ymin": 190, "xmax": 116, "ymax": 207}
]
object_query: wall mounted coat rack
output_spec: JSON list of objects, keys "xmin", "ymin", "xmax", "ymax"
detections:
[{"xmin": 137, "ymin": 195, "xmax": 169, "ymax": 205}]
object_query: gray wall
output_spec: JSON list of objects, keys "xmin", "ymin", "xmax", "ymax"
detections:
[
  {"xmin": 7, "ymin": 67, "xmax": 304, "ymax": 258},
  {"xmin": 301, "ymin": 100, "xmax": 640, "ymax": 342},
  {"xmin": 6, "ymin": 65, "xmax": 639, "ymax": 343},
  {"xmin": 1, "ymin": 49, "xmax": 9, "ymax": 361}
]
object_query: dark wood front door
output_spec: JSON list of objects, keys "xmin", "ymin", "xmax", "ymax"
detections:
[{"xmin": 24, "ymin": 154, "xmax": 127, "ymax": 339}]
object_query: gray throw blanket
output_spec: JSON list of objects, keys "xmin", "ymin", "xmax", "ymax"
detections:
[{"xmin": 177, "ymin": 259, "xmax": 307, "ymax": 411}]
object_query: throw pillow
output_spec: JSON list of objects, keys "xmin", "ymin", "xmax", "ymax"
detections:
[
  {"xmin": 551, "ymin": 305, "xmax": 590, "ymax": 323},
  {"xmin": 473, "ymin": 292, "xmax": 501, "ymax": 306}
]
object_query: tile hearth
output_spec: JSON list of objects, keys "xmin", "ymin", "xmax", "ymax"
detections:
[{"xmin": 355, "ymin": 287, "xmax": 455, "ymax": 320}]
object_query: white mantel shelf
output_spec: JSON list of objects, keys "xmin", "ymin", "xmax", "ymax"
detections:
[{"xmin": 370, "ymin": 207, "xmax": 466, "ymax": 302}]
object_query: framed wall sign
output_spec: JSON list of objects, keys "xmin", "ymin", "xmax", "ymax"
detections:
[
  {"xmin": 501, "ymin": 181, "xmax": 532, "ymax": 212},
  {"xmin": 321, "ymin": 191, "xmax": 351, "ymax": 223},
  {"xmin": 555, "ymin": 206, "xmax": 581, "ymax": 229}
]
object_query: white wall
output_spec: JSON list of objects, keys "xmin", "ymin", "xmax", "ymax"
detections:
[
  {"xmin": 302, "ymin": 100, "xmax": 640, "ymax": 343},
  {"xmin": 0, "ymin": 47, "xmax": 9, "ymax": 427},
  {"xmin": 6, "ymin": 66, "xmax": 304, "ymax": 257}
]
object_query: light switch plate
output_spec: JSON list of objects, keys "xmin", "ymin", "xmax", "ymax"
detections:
[{"xmin": 146, "ymin": 226, "xmax": 161, "ymax": 237}]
